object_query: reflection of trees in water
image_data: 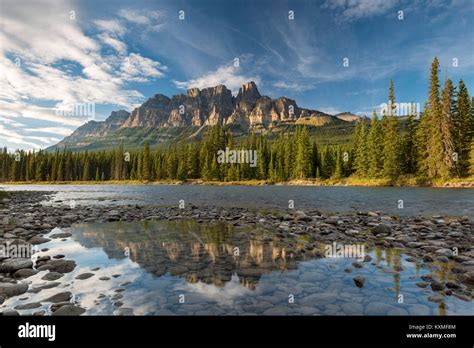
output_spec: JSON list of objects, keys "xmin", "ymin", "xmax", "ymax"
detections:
[
  {"xmin": 371, "ymin": 246, "xmax": 459, "ymax": 315},
  {"xmin": 71, "ymin": 220, "xmax": 305, "ymax": 289}
]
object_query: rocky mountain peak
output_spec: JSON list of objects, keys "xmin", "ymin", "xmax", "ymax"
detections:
[
  {"xmin": 187, "ymin": 88, "xmax": 200, "ymax": 98},
  {"xmin": 107, "ymin": 110, "xmax": 131, "ymax": 124},
  {"xmin": 144, "ymin": 94, "xmax": 171, "ymax": 108},
  {"xmin": 236, "ymin": 81, "xmax": 260, "ymax": 104}
]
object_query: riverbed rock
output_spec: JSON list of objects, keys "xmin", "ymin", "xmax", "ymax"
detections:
[
  {"xmin": 353, "ymin": 276, "xmax": 365, "ymax": 288},
  {"xmin": 460, "ymin": 271, "xmax": 474, "ymax": 285},
  {"xmin": 52, "ymin": 305, "xmax": 85, "ymax": 316},
  {"xmin": 14, "ymin": 302, "xmax": 42, "ymax": 310},
  {"xmin": 2, "ymin": 310, "xmax": 20, "ymax": 316},
  {"xmin": 38, "ymin": 259, "xmax": 76, "ymax": 273},
  {"xmin": 423, "ymin": 255, "xmax": 434, "ymax": 263},
  {"xmin": 28, "ymin": 236, "xmax": 51, "ymax": 245},
  {"xmin": 51, "ymin": 301, "xmax": 74, "ymax": 312},
  {"xmin": 0, "ymin": 258, "xmax": 33, "ymax": 273},
  {"xmin": 75, "ymin": 272, "xmax": 94, "ymax": 280},
  {"xmin": 352, "ymin": 262, "xmax": 363, "ymax": 268},
  {"xmin": 28, "ymin": 282, "xmax": 60, "ymax": 293},
  {"xmin": 42, "ymin": 291, "xmax": 72, "ymax": 303},
  {"xmin": 293, "ymin": 210, "xmax": 312, "ymax": 222},
  {"xmin": 301, "ymin": 293, "xmax": 338, "ymax": 306},
  {"xmin": 435, "ymin": 248, "xmax": 453, "ymax": 258},
  {"xmin": 0, "ymin": 282, "xmax": 28, "ymax": 297},
  {"xmin": 41, "ymin": 272, "xmax": 63, "ymax": 281},
  {"xmin": 371, "ymin": 224, "xmax": 391, "ymax": 235},
  {"xmin": 113, "ymin": 308, "xmax": 134, "ymax": 316},
  {"xmin": 430, "ymin": 280, "xmax": 446, "ymax": 291},
  {"xmin": 365, "ymin": 302, "xmax": 400, "ymax": 315},
  {"xmin": 13, "ymin": 268, "xmax": 38, "ymax": 279}
]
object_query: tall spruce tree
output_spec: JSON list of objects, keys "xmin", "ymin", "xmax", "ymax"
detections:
[
  {"xmin": 419, "ymin": 57, "xmax": 443, "ymax": 177},
  {"xmin": 354, "ymin": 120, "xmax": 368, "ymax": 176},
  {"xmin": 294, "ymin": 127, "xmax": 312, "ymax": 179},
  {"xmin": 401, "ymin": 103, "xmax": 418, "ymax": 175},
  {"xmin": 367, "ymin": 111, "xmax": 383, "ymax": 177},
  {"xmin": 439, "ymin": 79, "xmax": 456, "ymax": 178},
  {"xmin": 382, "ymin": 80, "xmax": 400, "ymax": 179},
  {"xmin": 453, "ymin": 80, "xmax": 472, "ymax": 177}
]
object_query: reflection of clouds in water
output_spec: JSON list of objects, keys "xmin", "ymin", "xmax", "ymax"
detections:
[
  {"xmin": 11, "ymin": 227, "xmax": 148, "ymax": 314},
  {"xmin": 176, "ymin": 274, "xmax": 252, "ymax": 306},
  {"xmin": 70, "ymin": 261, "xmax": 141, "ymax": 307}
]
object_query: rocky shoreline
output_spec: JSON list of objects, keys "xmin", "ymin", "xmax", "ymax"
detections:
[{"xmin": 0, "ymin": 190, "xmax": 473, "ymax": 315}]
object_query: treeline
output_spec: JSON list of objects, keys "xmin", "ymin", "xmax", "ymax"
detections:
[
  {"xmin": 1, "ymin": 57, "xmax": 473, "ymax": 183},
  {"xmin": 0, "ymin": 127, "xmax": 352, "ymax": 182}
]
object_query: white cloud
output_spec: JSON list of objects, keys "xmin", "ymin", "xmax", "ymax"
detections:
[
  {"xmin": 0, "ymin": 125, "xmax": 43, "ymax": 149},
  {"xmin": 322, "ymin": 0, "xmax": 398, "ymax": 21},
  {"xmin": 97, "ymin": 33, "xmax": 127, "ymax": 54},
  {"xmin": 0, "ymin": 0, "xmax": 168, "ymax": 149},
  {"xmin": 24, "ymin": 127, "xmax": 73, "ymax": 137},
  {"xmin": 94, "ymin": 19, "xmax": 126, "ymax": 36},
  {"xmin": 0, "ymin": 116, "xmax": 25, "ymax": 127},
  {"xmin": 0, "ymin": 100, "xmax": 86, "ymax": 126},
  {"xmin": 273, "ymin": 81, "xmax": 314, "ymax": 92},
  {"xmin": 118, "ymin": 8, "xmax": 164, "ymax": 27},
  {"xmin": 173, "ymin": 64, "xmax": 259, "ymax": 94},
  {"xmin": 120, "ymin": 53, "xmax": 166, "ymax": 82}
]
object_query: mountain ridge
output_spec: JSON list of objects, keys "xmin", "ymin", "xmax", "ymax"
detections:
[{"xmin": 52, "ymin": 82, "xmax": 364, "ymax": 151}]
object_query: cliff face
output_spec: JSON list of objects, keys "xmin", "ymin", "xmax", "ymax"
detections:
[
  {"xmin": 120, "ymin": 81, "xmax": 338, "ymax": 130},
  {"xmin": 121, "ymin": 84, "xmax": 235, "ymax": 128},
  {"xmin": 52, "ymin": 82, "xmax": 363, "ymax": 150}
]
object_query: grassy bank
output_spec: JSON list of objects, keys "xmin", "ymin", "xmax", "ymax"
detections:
[{"xmin": 1, "ymin": 176, "xmax": 473, "ymax": 187}]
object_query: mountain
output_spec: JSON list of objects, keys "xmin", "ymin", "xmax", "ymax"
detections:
[
  {"xmin": 55, "ymin": 110, "xmax": 130, "ymax": 149},
  {"xmin": 51, "ymin": 82, "xmax": 357, "ymax": 151}
]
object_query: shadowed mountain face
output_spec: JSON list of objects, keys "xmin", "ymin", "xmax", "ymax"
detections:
[
  {"xmin": 70, "ymin": 220, "xmax": 317, "ymax": 289},
  {"xmin": 52, "ymin": 82, "xmax": 362, "ymax": 151}
]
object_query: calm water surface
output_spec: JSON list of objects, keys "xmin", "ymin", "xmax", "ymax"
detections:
[
  {"xmin": 2, "ymin": 220, "xmax": 472, "ymax": 316},
  {"xmin": 1, "ymin": 184, "xmax": 473, "ymax": 217}
]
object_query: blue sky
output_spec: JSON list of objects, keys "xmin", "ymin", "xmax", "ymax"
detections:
[{"xmin": 1, "ymin": 0, "xmax": 473, "ymax": 150}]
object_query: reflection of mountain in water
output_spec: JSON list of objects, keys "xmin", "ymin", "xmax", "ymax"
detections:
[{"xmin": 70, "ymin": 220, "xmax": 316, "ymax": 289}]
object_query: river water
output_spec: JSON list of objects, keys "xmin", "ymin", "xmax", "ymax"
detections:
[
  {"xmin": 1, "ymin": 184, "xmax": 473, "ymax": 217},
  {"xmin": 2, "ymin": 220, "xmax": 472, "ymax": 316},
  {"xmin": 1, "ymin": 185, "xmax": 472, "ymax": 315}
]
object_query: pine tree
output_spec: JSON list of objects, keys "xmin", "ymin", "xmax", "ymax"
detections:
[
  {"xmin": 210, "ymin": 153, "xmax": 219, "ymax": 180},
  {"xmin": 453, "ymin": 80, "xmax": 472, "ymax": 177},
  {"xmin": 82, "ymin": 158, "xmax": 90, "ymax": 181},
  {"xmin": 381, "ymin": 80, "xmax": 401, "ymax": 179},
  {"xmin": 293, "ymin": 127, "xmax": 311, "ymax": 179},
  {"xmin": 367, "ymin": 111, "xmax": 383, "ymax": 177},
  {"xmin": 401, "ymin": 103, "xmax": 418, "ymax": 175},
  {"xmin": 333, "ymin": 146, "xmax": 343, "ymax": 179},
  {"xmin": 311, "ymin": 141, "xmax": 319, "ymax": 177},
  {"xmin": 176, "ymin": 136, "xmax": 187, "ymax": 180},
  {"xmin": 438, "ymin": 79, "xmax": 456, "ymax": 178},
  {"xmin": 283, "ymin": 134, "xmax": 293, "ymax": 180},
  {"xmin": 419, "ymin": 57, "xmax": 443, "ymax": 177},
  {"xmin": 354, "ymin": 120, "xmax": 368, "ymax": 176},
  {"xmin": 469, "ymin": 139, "xmax": 474, "ymax": 176},
  {"xmin": 142, "ymin": 143, "xmax": 151, "ymax": 180}
]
